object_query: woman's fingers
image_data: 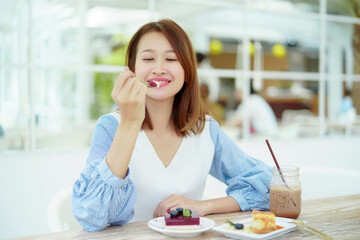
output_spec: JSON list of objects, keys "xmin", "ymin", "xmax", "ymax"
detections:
[
  {"xmin": 153, "ymin": 194, "xmax": 207, "ymax": 218},
  {"xmin": 113, "ymin": 68, "xmax": 135, "ymax": 90},
  {"xmin": 153, "ymin": 194, "xmax": 187, "ymax": 218},
  {"xmin": 111, "ymin": 67, "xmax": 148, "ymax": 123},
  {"xmin": 120, "ymin": 77, "xmax": 137, "ymax": 97},
  {"xmin": 112, "ymin": 68, "xmax": 147, "ymax": 104}
]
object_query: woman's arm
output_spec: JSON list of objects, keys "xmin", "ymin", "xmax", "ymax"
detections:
[
  {"xmin": 106, "ymin": 118, "xmax": 142, "ymax": 178},
  {"xmin": 208, "ymin": 117, "xmax": 272, "ymax": 212},
  {"xmin": 201, "ymin": 196, "xmax": 241, "ymax": 214},
  {"xmin": 106, "ymin": 67, "xmax": 147, "ymax": 179},
  {"xmin": 72, "ymin": 115, "xmax": 137, "ymax": 232},
  {"xmin": 153, "ymin": 194, "xmax": 239, "ymax": 217}
]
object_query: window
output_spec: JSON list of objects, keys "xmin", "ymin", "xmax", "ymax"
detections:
[{"xmin": 1, "ymin": 0, "xmax": 359, "ymax": 151}]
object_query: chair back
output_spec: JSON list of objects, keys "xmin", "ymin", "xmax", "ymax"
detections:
[{"xmin": 47, "ymin": 186, "xmax": 82, "ymax": 232}]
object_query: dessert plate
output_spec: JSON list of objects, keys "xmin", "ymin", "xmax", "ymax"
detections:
[
  {"xmin": 213, "ymin": 217, "xmax": 297, "ymax": 240},
  {"xmin": 148, "ymin": 216, "xmax": 215, "ymax": 237}
]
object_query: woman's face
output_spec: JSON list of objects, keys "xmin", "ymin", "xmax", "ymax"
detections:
[{"xmin": 135, "ymin": 31, "xmax": 185, "ymax": 101}]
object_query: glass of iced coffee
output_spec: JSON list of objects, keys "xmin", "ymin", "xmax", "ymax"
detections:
[{"xmin": 270, "ymin": 166, "xmax": 301, "ymax": 219}]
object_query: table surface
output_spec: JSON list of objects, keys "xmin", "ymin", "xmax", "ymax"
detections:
[{"xmin": 8, "ymin": 194, "xmax": 360, "ymax": 240}]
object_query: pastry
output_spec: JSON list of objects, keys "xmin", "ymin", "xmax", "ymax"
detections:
[
  {"xmin": 252, "ymin": 209, "xmax": 277, "ymax": 234},
  {"xmin": 164, "ymin": 208, "xmax": 200, "ymax": 230}
]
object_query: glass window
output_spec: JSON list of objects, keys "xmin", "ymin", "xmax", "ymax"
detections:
[
  {"xmin": 327, "ymin": 0, "xmax": 360, "ymax": 18},
  {"xmin": 1, "ymin": 0, "xmax": 360, "ymax": 152},
  {"xmin": 0, "ymin": 68, "xmax": 29, "ymax": 150}
]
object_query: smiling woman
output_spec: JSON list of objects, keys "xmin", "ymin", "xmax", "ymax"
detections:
[
  {"xmin": 71, "ymin": 18, "xmax": 272, "ymax": 232},
  {"xmin": 127, "ymin": 20, "xmax": 201, "ymax": 136}
]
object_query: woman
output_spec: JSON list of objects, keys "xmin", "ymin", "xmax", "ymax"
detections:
[
  {"xmin": 233, "ymin": 80, "xmax": 278, "ymax": 136},
  {"xmin": 72, "ymin": 19, "xmax": 271, "ymax": 232}
]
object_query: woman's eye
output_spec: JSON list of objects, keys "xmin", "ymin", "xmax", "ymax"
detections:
[
  {"xmin": 143, "ymin": 58, "xmax": 153, "ymax": 61},
  {"xmin": 167, "ymin": 58, "xmax": 178, "ymax": 62}
]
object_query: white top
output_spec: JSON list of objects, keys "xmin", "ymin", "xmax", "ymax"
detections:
[
  {"xmin": 236, "ymin": 94, "xmax": 278, "ymax": 135},
  {"xmin": 110, "ymin": 113, "xmax": 214, "ymax": 221}
]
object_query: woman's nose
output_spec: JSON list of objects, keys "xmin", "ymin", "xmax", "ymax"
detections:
[{"xmin": 152, "ymin": 61, "xmax": 167, "ymax": 75}]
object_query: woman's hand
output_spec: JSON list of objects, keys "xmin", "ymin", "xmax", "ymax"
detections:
[
  {"xmin": 111, "ymin": 67, "xmax": 148, "ymax": 125},
  {"xmin": 153, "ymin": 194, "xmax": 210, "ymax": 218}
]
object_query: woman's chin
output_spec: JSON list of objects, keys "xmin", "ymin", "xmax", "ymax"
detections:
[{"xmin": 146, "ymin": 91, "xmax": 177, "ymax": 101}]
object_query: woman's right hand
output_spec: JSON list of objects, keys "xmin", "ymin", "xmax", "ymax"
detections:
[{"xmin": 111, "ymin": 67, "xmax": 148, "ymax": 125}]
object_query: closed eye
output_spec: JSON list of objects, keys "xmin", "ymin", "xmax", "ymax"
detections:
[
  {"xmin": 143, "ymin": 58, "xmax": 154, "ymax": 61},
  {"xmin": 167, "ymin": 58, "xmax": 178, "ymax": 62}
]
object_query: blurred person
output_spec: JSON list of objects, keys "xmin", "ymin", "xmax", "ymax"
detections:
[
  {"xmin": 72, "ymin": 19, "xmax": 272, "ymax": 232},
  {"xmin": 0, "ymin": 116, "xmax": 4, "ymax": 137},
  {"xmin": 0, "ymin": 124, "xmax": 4, "ymax": 137},
  {"xmin": 196, "ymin": 52, "xmax": 206, "ymax": 67},
  {"xmin": 338, "ymin": 87, "xmax": 356, "ymax": 124},
  {"xmin": 199, "ymin": 82, "xmax": 225, "ymax": 124},
  {"xmin": 231, "ymin": 80, "xmax": 278, "ymax": 135},
  {"xmin": 196, "ymin": 52, "xmax": 220, "ymax": 103}
]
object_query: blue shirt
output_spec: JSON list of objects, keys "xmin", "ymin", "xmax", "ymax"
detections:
[{"xmin": 72, "ymin": 114, "xmax": 272, "ymax": 232}]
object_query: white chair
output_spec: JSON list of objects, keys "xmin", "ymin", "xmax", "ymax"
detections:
[{"xmin": 47, "ymin": 186, "xmax": 82, "ymax": 232}]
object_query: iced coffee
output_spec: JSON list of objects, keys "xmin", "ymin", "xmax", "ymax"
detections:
[
  {"xmin": 269, "ymin": 166, "xmax": 301, "ymax": 219},
  {"xmin": 270, "ymin": 186, "xmax": 301, "ymax": 219}
]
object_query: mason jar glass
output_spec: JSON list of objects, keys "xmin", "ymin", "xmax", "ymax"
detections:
[{"xmin": 270, "ymin": 166, "xmax": 301, "ymax": 219}]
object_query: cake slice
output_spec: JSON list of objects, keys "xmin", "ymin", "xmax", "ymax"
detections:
[
  {"xmin": 164, "ymin": 208, "xmax": 200, "ymax": 230},
  {"xmin": 251, "ymin": 209, "xmax": 277, "ymax": 234}
]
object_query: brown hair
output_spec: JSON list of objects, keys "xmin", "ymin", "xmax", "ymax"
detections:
[{"xmin": 125, "ymin": 19, "xmax": 206, "ymax": 136}]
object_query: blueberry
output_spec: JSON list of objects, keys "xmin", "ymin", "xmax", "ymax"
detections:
[
  {"xmin": 176, "ymin": 207, "xmax": 183, "ymax": 213},
  {"xmin": 234, "ymin": 223, "xmax": 244, "ymax": 230},
  {"xmin": 170, "ymin": 210, "xmax": 178, "ymax": 217}
]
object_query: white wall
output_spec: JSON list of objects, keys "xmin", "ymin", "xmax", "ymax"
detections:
[
  {"xmin": 1, "ymin": 137, "xmax": 360, "ymax": 239},
  {"xmin": 0, "ymin": 149, "xmax": 87, "ymax": 239}
]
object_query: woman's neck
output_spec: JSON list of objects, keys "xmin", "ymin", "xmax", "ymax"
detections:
[{"xmin": 145, "ymin": 97, "xmax": 174, "ymax": 132}]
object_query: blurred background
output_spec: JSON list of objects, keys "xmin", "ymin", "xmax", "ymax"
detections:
[
  {"xmin": 1, "ymin": 0, "xmax": 360, "ymax": 239},
  {"xmin": 1, "ymin": 0, "xmax": 360, "ymax": 150}
]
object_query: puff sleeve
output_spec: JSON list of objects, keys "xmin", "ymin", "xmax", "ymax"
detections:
[{"xmin": 72, "ymin": 115, "xmax": 136, "ymax": 232}]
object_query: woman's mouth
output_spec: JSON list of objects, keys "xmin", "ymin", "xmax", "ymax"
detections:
[{"xmin": 147, "ymin": 78, "xmax": 171, "ymax": 88}]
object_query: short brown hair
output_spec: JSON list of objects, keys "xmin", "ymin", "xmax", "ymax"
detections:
[{"xmin": 126, "ymin": 19, "xmax": 206, "ymax": 136}]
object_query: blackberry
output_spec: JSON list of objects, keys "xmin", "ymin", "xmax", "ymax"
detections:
[
  {"xmin": 170, "ymin": 210, "xmax": 179, "ymax": 217},
  {"xmin": 176, "ymin": 207, "xmax": 183, "ymax": 213}
]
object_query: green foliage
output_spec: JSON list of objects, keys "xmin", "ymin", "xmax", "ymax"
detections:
[
  {"xmin": 90, "ymin": 72, "xmax": 117, "ymax": 119},
  {"xmin": 90, "ymin": 34, "xmax": 129, "ymax": 119}
]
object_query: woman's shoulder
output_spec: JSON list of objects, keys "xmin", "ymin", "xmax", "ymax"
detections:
[
  {"xmin": 205, "ymin": 114, "xmax": 221, "ymax": 136},
  {"xmin": 96, "ymin": 112, "xmax": 120, "ymax": 130},
  {"xmin": 205, "ymin": 114, "xmax": 219, "ymax": 126}
]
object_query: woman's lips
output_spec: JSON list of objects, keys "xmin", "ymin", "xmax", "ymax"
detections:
[{"xmin": 147, "ymin": 78, "xmax": 171, "ymax": 88}]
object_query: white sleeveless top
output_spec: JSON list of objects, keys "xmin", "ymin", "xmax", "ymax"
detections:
[{"xmin": 110, "ymin": 113, "xmax": 215, "ymax": 221}]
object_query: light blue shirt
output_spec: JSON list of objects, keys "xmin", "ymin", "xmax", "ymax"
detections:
[{"xmin": 72, "ymin": 114, "xmax": 272, "ymax": 232}]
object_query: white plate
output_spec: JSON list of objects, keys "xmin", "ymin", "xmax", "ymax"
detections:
[
  {"xmin": 213, "ymin": 217, "xmax": 297, "ymax": 240},
  {"xmin": 148, "ymin": 216, "xmax": 215, "ymax": 237}
]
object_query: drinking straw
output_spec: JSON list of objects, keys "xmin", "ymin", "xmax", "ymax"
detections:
[{"xmin": 265, "ymin": 139, "xmax": 296, "ymax": 207}]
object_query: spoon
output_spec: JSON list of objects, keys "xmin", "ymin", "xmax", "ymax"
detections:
[{"xmin": 294, "ymin": 219, "xmax": 333, "ymax": 240}]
